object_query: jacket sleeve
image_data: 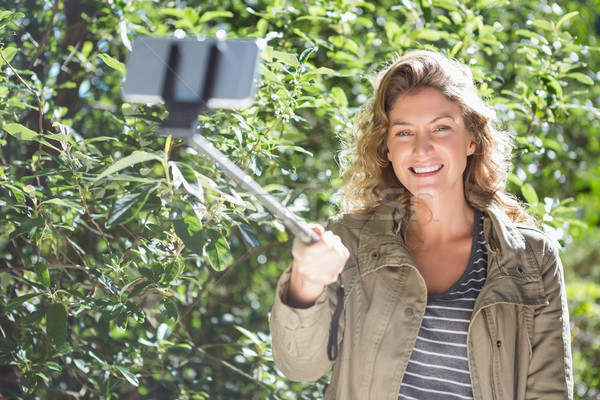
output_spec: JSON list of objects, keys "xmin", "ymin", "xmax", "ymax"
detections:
[
  {"xmin": 269, "ymin": 265, "xmax": 338, "ymax": 381},
  {"xmin": 526, "ymin": 238, "xmax": 573, "ymax": 399}
]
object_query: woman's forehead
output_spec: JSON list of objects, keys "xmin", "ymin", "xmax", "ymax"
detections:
[{"xmin": 388, "ymin": 87, "xmax": 462, "ymax": 120}]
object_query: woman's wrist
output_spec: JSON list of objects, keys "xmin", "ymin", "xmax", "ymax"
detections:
[{"xmin": 287, "ymin": 264, "xmax": 326, "ymax": 309}]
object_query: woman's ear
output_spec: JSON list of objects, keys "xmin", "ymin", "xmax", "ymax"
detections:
[
  {"xmin": 467, "ymin": 137, "xmax": 477, "ymax": 156},
  {"xmin": 383, "ymin": 143, "xmax": 391, "ymax": 162}
]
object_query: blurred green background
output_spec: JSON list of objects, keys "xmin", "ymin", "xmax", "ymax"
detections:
[{"xmin": 0, "ymin": 0, "xmax": 598, "ymax": 399}]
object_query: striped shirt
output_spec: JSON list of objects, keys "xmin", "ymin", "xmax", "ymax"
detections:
[{"xmin": 399, "ymin": 211, "xmax": 488, "ymax": 400}]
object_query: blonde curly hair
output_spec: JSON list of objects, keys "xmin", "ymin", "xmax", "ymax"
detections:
[{"xmin": 339, "ymin": 50, "xmax": 530, "ymax": 223}]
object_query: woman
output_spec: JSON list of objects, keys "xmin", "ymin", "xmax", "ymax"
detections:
[{"xmin": 269, "ymin": 50, "xmax": 573, "ymax": 399}]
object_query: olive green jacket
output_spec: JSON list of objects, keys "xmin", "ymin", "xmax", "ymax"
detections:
[{"xmin": 270, "ymin": 204, "xmax": 573, "ymax": 399}]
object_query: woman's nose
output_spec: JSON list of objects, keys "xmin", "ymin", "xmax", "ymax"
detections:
[{"xmin": 413, "ymin": 133, "xmax": 433, "ymax": 155}]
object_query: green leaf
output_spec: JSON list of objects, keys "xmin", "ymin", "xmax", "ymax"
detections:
[
  {"xmin": 44, "ymin": 133, "xmax": 69, "ymax": 142},
  {"xmin": 420, "ymin": 0, "xmax": 432, "ymax": 22},
  {"xmin": 541, "ymin": 75, "xmax": 563, "ymax": 97},
  {"xmin": 42, "ymin": 198, "xmax": 85, "ymax": 214},
  {"xmin": 106, "ymin": 192, "xmax": 145, "ymax": 228},
  {"xmin": 159, "ymin": 299, "xmax": 178, "ymax": 320},
  {"xmin": 34, "ymin": 262, "xmax": 50, "ymax": 288},
  {"xmin": 20, "ymin": 371, "xmax": 37, "ymax": 394},
  {"xmin": 124, "ymin": 303, "xmax": 145, "ymax": 323},
  {"xmin": 4, "ymin": 182, "xmax": 25, "ymax": 204},
  {"xmin": 330, "ymin": 86, "xmax": 348, "ymax": 107},
  {"xmin": 157, "ymin": 323, "xmax": 171, "ymax": 340},
  {"xmin": 115, "ymin": 365, "xmax": 139, "ymax": 387},
  {"xmin": 474, "ymin": 0, "xmax": 509, "ymax": 8},
  {"xmin": 250, "ymin": 155, "xmax": 263, "ymax": 176},
  {"xmin": 159, "ymin": 8, "xmax": 184, "ymax": 18},
  {"xmin": 236, "ymin": 325, "xmax": 261, "ymax": 345},
  {"xmin": 565, "ymin": 72, "xmax": 594, "ymax": 85},
  {"xmin": 45, "ymin": 361, "xmax": 63, "ymax": 372},
  {"xmin": 206, "ymin": 234, "xmax": 232, "ymax": 271},
  {"xmin": 300, "ymin": 67, "xmax": 345, "ymax": 81},
  {"xmin": 235, "ymin": 221, "xmax": 260, "ymax": 248},
  {"xmin": 556, "ymin": 11, "xmax": 579, "ymax": 30},
  {"xmin": 271, "ymin": 50, "xmax": 300, "ymax": 68},
  {"xmin": 521, "ymin": 183, "xmax": 539, "ymax": 205},
  {"xmin": 412, "ymin": 29, "xmax": 447, "ymax": 41},
  {"xmin": 294, "ymin": 15, "xmax": 331, "ymax": 23},
  {"xmin": 106, "ymin": 182, "xmax": 158, "ymax": 228},
  {"xmin": 170, "ymin": 162, "xmax": 204, "ymax": 201},
  {"xmin": 88, "ymin": 268, "xmax": 119, "ymax": 295},
  {"xmin": 116, "ymin": 311, "xmax": 128, "ymax": 329},
  {"xmin": 3, "ymin": 123, "xmax": 38, "ymax": 140},
  {"xmin": 128, "ymin": 280, "xmax": 151, "ymax": 298},
  {"xmin": 4, "ymin": 292, "xmax": 44, "ymax": 313},
  {"xmin": 98, "ymin": 53, "xmax": 126, "ymax": 75},
  {"xmin": 0, "ymin": 11, "xmax": 14, "ymax": 20},
  {"xmin": 9, "ymin": 218, "xmax": 44, "ymax": 241},
  {"xmin": 161, "ymin": 262, "xmax": 178, "ymax": 284},
  {"xmin": 94, "ymin": 151, "xmax": 162, "ymax": 182},
  {"xmin": 36, "ymin": 372, "xmax": 49, "ymax": 382},
  {"xmin": 515, "ymin": 29, "xmax": 549, "ymax": 45},
  {"xmin": 46, "ymin": 303, "xmax": 67, "ymax": 347},
  {"xmin": 73, "ymin": 358, "xmax": 89, "ymax": 374},
  {"xmin": 22, "ymin": 184, "xmax": 35, "ymax": 197},
  {"xmin": 138, "ymin": 267, "xmax": 157, "ymax": 283},
  {"xmin": 84, "ymin": 136, "xmax": 119, "ymax": 144},
  {"xmin": 12, "ymin": 274, "xmax": 48, "ymax": 292},
  {"xmin": 173, "ymin": 212, "xmax": 207, "ymax": 257},
  {"xmin": 531, "ymin": 19, "xmax": 554, "ymax": 31},
  {"xmin": 101, "ymin": 302, "xmax": 123, "ymax": 321},
  {"xmin": 0, "ymin": 11, "xmax": 24, "ymax": 23},
  {"xmin": 198, "ymin": 10, "xmax": 233, "ymax": 24},
  {"xmin": 0, "ymin": 46, "xmax": 18, "ymax": 65}
]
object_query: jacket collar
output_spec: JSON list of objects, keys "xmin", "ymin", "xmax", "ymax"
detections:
[
  {"xmin": 357, "ymin": 203, "xmax": 413, "ymax": 274},
  {"xmin": 356, "ymin": 203, "xmax": 548, "ymax": 306},
  {"xmin": 360, "ymin": 202, "xmax": 405, "ymax": 243}
]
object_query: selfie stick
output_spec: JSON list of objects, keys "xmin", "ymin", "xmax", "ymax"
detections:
[
  {"xmin": 124, "ymin": 35, "xmax": 341, "ymax": 362},
  {"xmin": 188, "ymin": 133, "xmax": 321, "ymax": 245},
  {"xmin": 123, "ymin": 36, "xmax": 320, "ymax": 245}
]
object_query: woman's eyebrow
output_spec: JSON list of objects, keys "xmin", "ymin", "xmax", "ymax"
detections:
[
  {"xmin": 389, "ymin": 114, "xmax": 456, "ymax": 127},
  {"xmin": 430, "ymin": 114, "xmax": 456, "ymax": 123},
  {"xmin": 389, "ymin": 120, "xmax": 412, "ymax": 127}
]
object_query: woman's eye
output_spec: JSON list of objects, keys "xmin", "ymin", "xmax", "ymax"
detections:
[
  {"xmin": 434, "ymin": 125, "xmax": 451, "ymax": 132},
  {"xmin": 394, "ymin": 131, "xmax": 412, "ymax": 136}
]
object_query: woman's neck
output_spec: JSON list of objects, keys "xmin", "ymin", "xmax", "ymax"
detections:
[{"xmin": 406, "ymin": 196, "xmax": 474, "ymax": 247}]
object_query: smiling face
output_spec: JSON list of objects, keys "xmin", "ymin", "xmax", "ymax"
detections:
[{"xmin": 386, "ymin": 87, "xmax": 476, "ymax": 203}]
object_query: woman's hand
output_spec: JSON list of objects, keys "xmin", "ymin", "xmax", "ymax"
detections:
[{"xmin": 287, "ymin": 225, "xmax": 350, "ymax": 308}]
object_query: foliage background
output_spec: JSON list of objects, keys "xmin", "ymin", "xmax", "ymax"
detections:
[{"xmin": 0, "ymin": 0, "xmax": 598, "ymax": 399}]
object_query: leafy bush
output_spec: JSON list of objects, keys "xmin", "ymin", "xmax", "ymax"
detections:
[{"xmin": 0, "ymin": 1, "xmax": 598, "ymax": 399}]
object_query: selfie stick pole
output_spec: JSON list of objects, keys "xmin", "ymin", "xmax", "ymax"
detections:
[
  {"xmin": 133, "ymin": 37, "xmax": 319, "ymax": 246},
  {"xmin": 187, "ymin": 132, "xmax": 321, "ymax": 245}
]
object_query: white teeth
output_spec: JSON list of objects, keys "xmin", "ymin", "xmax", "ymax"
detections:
[{"xmin": 412, "ymin": 165, "xmax": 442, "ymax": 174}]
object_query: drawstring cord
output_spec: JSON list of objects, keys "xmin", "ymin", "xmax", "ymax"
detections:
[{"xmin": 327, "ymin": 284, "xmax": 345, "ymax": 361}]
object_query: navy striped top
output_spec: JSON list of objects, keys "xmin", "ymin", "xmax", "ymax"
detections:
[{"xmin": 399, "ymin": 211, "xmax": 488, "ymax": 400}]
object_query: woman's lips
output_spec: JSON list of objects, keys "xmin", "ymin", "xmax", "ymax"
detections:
[{"xmin": 409, "ymin": 164, "xmax": 443, "ymax": 176}]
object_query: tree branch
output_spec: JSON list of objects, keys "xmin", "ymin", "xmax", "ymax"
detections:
[
  {"xmin": 0, "ymin": 50, "xmax": 44, "ymax": 134},
  {"xmin": 28, "ymin": 0, "xmax": 61, "ymax": 70}
]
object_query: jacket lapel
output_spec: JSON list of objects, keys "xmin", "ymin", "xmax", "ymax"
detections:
[{"xmin": 477, "ymin": 205, "xmax": 549, "ymax": 309}]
